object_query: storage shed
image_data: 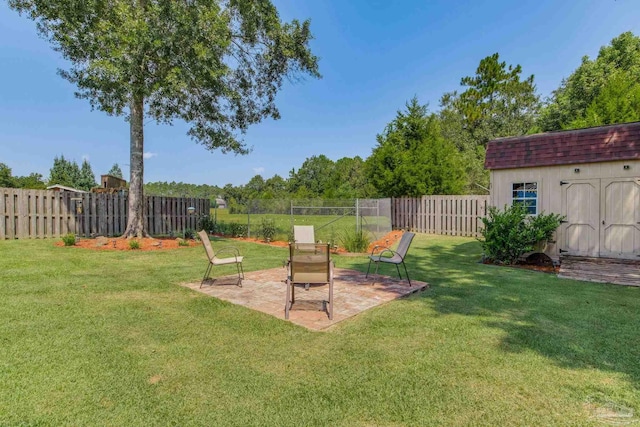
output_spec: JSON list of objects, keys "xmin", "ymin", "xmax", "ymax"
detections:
[
  {"xmin": 485, "ymin": 122, "xmax": 640, "ymax": 261},
  {"xmin": 101, "ymin": 174, "xmax": 127, "ymax": 189}
]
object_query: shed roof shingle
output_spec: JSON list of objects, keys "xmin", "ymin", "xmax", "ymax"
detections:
[{"xmin": 485, "ymin": 122, "xmax": 640, "ymax": 170}]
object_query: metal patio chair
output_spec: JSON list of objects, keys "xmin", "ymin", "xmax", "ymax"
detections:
[
  {"xmin": 197, "ymin": 230, "xmax": 244, "ymax": 288},
  {"xmin": 285, "ymin": 242, "xmax": 334, "ymax": 320},
  {"xmin": 366, "ymin": 232, "xmax": 415, "ymax": 286}
]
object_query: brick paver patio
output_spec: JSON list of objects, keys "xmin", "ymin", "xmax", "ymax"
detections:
[{"xmin": 181, "ymin": 267, "xmax": 429, "ymax": 331}]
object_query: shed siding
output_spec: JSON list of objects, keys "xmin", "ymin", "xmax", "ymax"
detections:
[{"xmin": 489, "ymin": 160, "xmax": 639, "ymax": 259}]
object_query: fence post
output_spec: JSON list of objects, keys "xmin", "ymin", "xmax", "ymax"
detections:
[{"xmin": 6, "ymin": 189, "xmax": 16, "ymax": 239}]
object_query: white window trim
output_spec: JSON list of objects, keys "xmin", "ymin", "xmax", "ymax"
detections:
[{"xmin": 511, "ymin": 181, "xmax": 539, "ymax": 215}]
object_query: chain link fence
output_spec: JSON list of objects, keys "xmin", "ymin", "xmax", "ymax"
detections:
[{"xmin": 209, "ymin": 198, "xmax": 391, "ymax": 245}]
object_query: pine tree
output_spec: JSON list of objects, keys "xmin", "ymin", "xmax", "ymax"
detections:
[
  {"xmin": 78, "ymin": 159, "xmax": 97, "ymax": 191},
  {"xmin": 107, "ymin": 163, "xmax": 123, "ymax": 179}
]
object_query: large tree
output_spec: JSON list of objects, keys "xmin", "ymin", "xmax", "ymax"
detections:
[
  {"xmin": 10, "ymin": 0, "xmax": 320, "ymax": 237},
  {"xmin": 0, "ymin": 163, "xmax": 47, "ymax": 189},
  {"xmin": 263, "ymin": 174, "xmax": 288, "ymax": 199},
  {"xmin": 245, "ymin": 174, "xmax": 266, "ymax": 199},
  {"xmin": 78, "ymin": 159, "xmax": 97, "ymax": 191},
  {"xmin": 48, "ymin": 155, "xmax": 81, "ymax": 188},
  {"xmin": 107, "ymin": 163, "xmax": 123, "ymax": 179},
  {"xmin": 441, "ymin": 53, "xmax": 539, "ymax": 144},
  {"xmin": 14, "ymin": 172, "xmax": 47, "ymax": 189},
  {"xmin": 538, "ymin": 32, "xmax": 640, "ymax": 131},
  {"xmin": 289, "ymin": 154, "xmax": 336, "ymax": 198},
  {"xmin": 366, "ymin": 97, "xmax": 465, "ymax": 197},
  {"xmin": 0, "ymin": 163, "xmax": 15, "ymax": 188},
  {"xmin": 330, "ymin": 156, "xmax": 374, "ymax": 199},
  {"xmin": 439, "ymin": 53, "xmax": 539, "ymax": 192},
  {"xmin": 567, "ymin": 71, "xmax": 640, "ymax": 129}
]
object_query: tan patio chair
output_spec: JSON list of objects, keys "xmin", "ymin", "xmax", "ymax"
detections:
[
  {"xmin": 285, "ymin": 243, "xmax": 333, "ymax": 320},
  {"xmin": 197, "ymin": 230, "xmax": 244, "ymax": 288},
  {"xmin": 366, "ymin": 232, "xmax": 415, "ymax": 286}
]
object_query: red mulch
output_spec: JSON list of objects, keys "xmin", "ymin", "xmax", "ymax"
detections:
[
  {"xmin": 218, "ymin": 229, "xmax": 405, "ymax": 254},
  {"xmin": 55, "ymin": 237, "xmax": 199, "ymax": 251},
  {"xmin": 55, "ymin": 230, "xmax": 405, "ymax": 253},
  {"xmin": 482, "ymin": 260, "xmax": 559, "ymax": 274},
  {"xmin": 513, "ymin": 263, "xmax": 560, "ymax": 274}
]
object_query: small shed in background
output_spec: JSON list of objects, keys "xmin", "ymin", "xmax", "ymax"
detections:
[
  {"xmin": 485, "ymin": 122, "xmax": 639, "ymax": 261},
  {"xmin": 101, "ymin": 174, "xmax": 127, "ymax": 190},
  {"xmin": 215, "ymin": 197, "xmax": 227, "ymax": 209}
]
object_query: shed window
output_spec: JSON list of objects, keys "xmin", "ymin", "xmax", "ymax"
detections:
[{"xmin": 512, "ymin": 182, "xmax": 537, "ymax": 214}]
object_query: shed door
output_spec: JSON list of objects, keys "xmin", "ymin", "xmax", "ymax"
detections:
[
  {"xmin": 600, "ymin": 178, "xmax": 640, "ymax": 259},
  {"xmin": 560, "ymin": 179, "xmax": 599, "ymax": 257}
]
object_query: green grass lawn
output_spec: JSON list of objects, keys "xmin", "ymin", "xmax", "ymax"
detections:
[
  {"xmin": 1, "ymin": 234, "xmax": 639, "ymax": 426},
  {"xmin": 214, "ymin": 207, "xmax": 391, "ymax": 243}
]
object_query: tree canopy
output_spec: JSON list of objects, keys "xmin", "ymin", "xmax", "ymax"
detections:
[
  {"xmin": 47, "ymin": 155, "xmax": 96, "ymax": 191},
  {"xmin": 107, "ymin": 163, "xmax": 124, "ymax": 179},
  {"xmin": 0, "ymin": 162, "xmax": 46, "ymax": 189},
  {"xmin": 13, "ymin": 173, "xmax": 47, "ymax": 190},
  {"xmin": 366, "ymin": 97, "xmax": 465, "ymax": 197},
  {"xmin": 439, "ymin": 53, "xmax": 540, "ymax": 192},
  {"xmin": 78, "ymin": 159, "xmax": 97, "ymax": 191},
  {"xmin": 539, "ymin": 32, "xmax": 640, "ymax": 131},
  {"xmin": 0, "ymin": 163, "xmax": 14, "ymax": 188},
  {"xmin": 9, "ymin": 0, "xmax": 320, "ymax": 237},
  {"xmin": 289, "ymin": 155, "xmax": 336, "ymax": 198},
  {"xmin": 441, "ymin": 53, "xmax": 540, "ymax": 145},
  {"xmin": 48, "ymin": 155, "xmax": 81, "ymax": 189},
  {"xmin": 567, "ymin": 71, "xmax": 640, "ymax": 128}
]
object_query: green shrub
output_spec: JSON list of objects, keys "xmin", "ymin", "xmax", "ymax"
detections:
[
  {"xmin": 211, "ymin": 221, "xmax": 227, "ymax": 235},
  {"xmin": 209, "ymin": 221, "xmax": 245, "ymax": 237},
  {"xmin": 259, "ymin": 218, "xmax": 277, "ymax": 242},
  {"xmin": 340, "ymin": 228, "xmax": 371, "ymax": 253},
  {"xmin": 198, "ymin": 216, "xmax": 216, "ymax": 234},
  {"xmin": 183, "ymin": 228, "xmax": 195, "ymax": 239},
  {"xmin": 479, "ymin": 204, "xmax": 564, "ymax": 264},
  {"xmin": 61, "ymin": 233, "xmax": 76, "ymax": 246},
  {"xmin": 209, "ymin": 221, "xmax": 229, "ymax": 235},
  {"xmin": 128, "ymin": 239, "xmax": 141, "ymax": 250},
  {"xmin": 327, "ymin": 227, "xmax": 339, "ymax": 251},
  {"xmin": 229, "ymin": 222, "xmax": 247, "ymax": 238},
  {"xmin": 178, "ymin": 239, "xmax": 190, "ymax": 247}
]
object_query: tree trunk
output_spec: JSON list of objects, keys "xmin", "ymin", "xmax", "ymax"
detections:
[{"xmin": 123, "ymin": 94, "xmax": 148, "ymax": 238}]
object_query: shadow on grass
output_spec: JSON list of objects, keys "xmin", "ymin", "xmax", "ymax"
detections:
[{"xmin": 358, "ymin": 236, "xmax": 640, "ymax": 388}]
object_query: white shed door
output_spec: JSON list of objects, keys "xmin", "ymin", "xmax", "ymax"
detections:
[
  {"xmin": 560, "ymin": 180, "xmax": 599, "ymax": 257},
  {"xmin": 600, "ymin": 178, "xmax": 640, "ymax": 259}
]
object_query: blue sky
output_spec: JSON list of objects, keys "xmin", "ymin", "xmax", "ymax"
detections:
[{"xmin": 2, "ymin": 0, "xmax": 640, "ymax": 187}]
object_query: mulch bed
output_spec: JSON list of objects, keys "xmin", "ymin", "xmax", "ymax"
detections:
[
  {"xmin": 483, "ymin": 252, "xmax": 559, "ymax": 274},
  {"xmin": 230, "ymin": 229, "xmax": 404, "ymax": 254},
  {"xmin": 55, "ymin": 237, "xmax": 199, "ymax": 251},
  {"xmin": 55, "ymin": 230, "xmax": 405, "ymax": 253}
]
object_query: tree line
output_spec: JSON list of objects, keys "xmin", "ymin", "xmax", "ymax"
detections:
[
  {"xmin": 3, "ymin": 17, "xmax": 639, "ymax": 213},
  {"xmin": 1, "ymin": 157, "xmax": 123, "ymax": 192},
  {"xmin": 8, "ymin": 0, "xmax": 639, "ymax": 237},
  {"xmin": 216, "ymin": 31, "xmax": 640, "ymax": 206}
]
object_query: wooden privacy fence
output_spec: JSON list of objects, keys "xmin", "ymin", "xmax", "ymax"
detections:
[
  {"xmin": 0, "ymin": 188, "xmax": 210, "ymax": 239},
  {"xmin": 392, "ymin": 195, "xmax": 489, "ymax": 237}
]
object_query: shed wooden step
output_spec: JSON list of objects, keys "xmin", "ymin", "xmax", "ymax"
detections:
[{"xmin": 558, "ymin": 256, "xmax": 640, "ymax": 287}]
